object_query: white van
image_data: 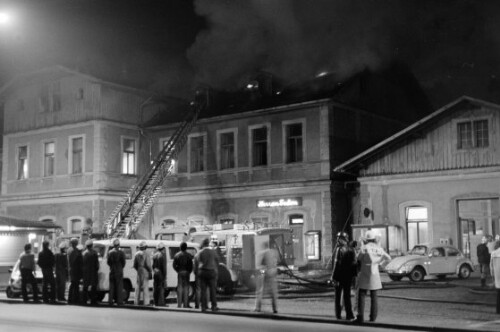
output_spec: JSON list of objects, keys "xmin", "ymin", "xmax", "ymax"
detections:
[{"xmin": 92, "ymin": 239, "xmax": 198, "ymax": 302}]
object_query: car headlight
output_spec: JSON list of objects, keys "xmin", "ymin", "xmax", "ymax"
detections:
[{"xmin": 398, "ymin": 263, "xmax": 414, "ymax": 274}]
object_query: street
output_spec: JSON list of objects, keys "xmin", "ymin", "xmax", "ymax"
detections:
[{"xmin": 0, "ymin": 302, "xmax": 421, "ymax": 332}]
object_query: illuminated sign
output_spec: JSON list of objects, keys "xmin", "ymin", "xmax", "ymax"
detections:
[{"xmin": 257, "ymin": 198, "xmax": 302, "ymax": 208}]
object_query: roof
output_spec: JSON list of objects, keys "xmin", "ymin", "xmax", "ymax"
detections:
[
  {"xmin": 0, "ymin": 216, "xmax": 61, "ymax": 230},
  {"xmin": 334, "ymin": 96, "xmax": 500, "ymax": 174}
]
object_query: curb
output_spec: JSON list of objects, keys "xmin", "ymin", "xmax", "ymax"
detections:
[{"xmin": 0, "ymin": 297, "xmax": 496, "ymax": 332}]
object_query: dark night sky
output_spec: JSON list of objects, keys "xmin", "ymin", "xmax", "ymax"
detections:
[{"xmin": 1, "ymin": 0, "xmax": 500, "ymax": 108}]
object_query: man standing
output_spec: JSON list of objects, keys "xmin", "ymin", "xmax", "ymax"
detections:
[
  {"xmin": 173, "ymin": 242, "xmax": 193, "ymax": 308},
  {"xmin": 55, "ymin": 242, "xmax": 69, "ymax": 301},
  {"xmin": 477, "ymin": 236, "xmax": 491, "ymax": 288},
  {"xmin": 82, "ymin": 239, "xmax": 99, "ymax": 305},
  {"xmin": 37, "ymin": 240, "xmax": 56, "ymax": 304},
  {"xmin": 107, "ymin": 238, "xmax": 126, "ymax": 306},
  {"xmin": 133, "ymin": 241, "xmax": 152, "ymax": 306},
  {"xmin": 19, "ymin": 243, "xmax": 39, "ymax": 303},
  {"xmin": 254, "ymin": 241, "xmax": 279, "ymax": 314},
  {"xmin": 331, "ymin": 232, "xmax": 357, "ymax": 320},
  {"xmin": 194, "ymin": 238, "xmax": 219, "ymax": 312},
  {"xmin": 356, "ymin": 231, "xmax": 391, "ymax": 324},
  {"xmin": 490, "ymin": 240, "xmax": 500, "ymax": 314},
  {"xmin": 152, "ymin": 242, "xmax": 167, "ymax": 306},
  {"xmin": 67, "ymin": 238, "xmax": 83, "ymax": 304}
]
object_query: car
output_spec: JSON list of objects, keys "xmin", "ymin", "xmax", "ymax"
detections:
[
  {"xmin": 384, "ymin": 244, "xmax": 474, "ymax": 282},
  {"xmin": 5, "ymin": 259, "xmax": 43, "ymax": 298}
]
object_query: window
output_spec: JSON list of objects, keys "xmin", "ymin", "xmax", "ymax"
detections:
[
  {"xmin": 251, "ymin": 126, "xmax": 268, "ymax": 167},
  {"xmin": 17, "ymin": 145, "xmax": 28, "ymax": 180},
  {"xmin": 457, "ymin": 119, "xmax": 489, "ymax": 149},
  {"xmin": 251, "ymin": 216, "xmax": 269, "ymax": 228},
  {"xmin": 70, "ymin": 137, "xmax": 83, "ymax": 174},
  {"xmin": 44, "ymin": 142, "xmax": 55, "ymax": 177},
  {"xmin": 285, "ymin": 122, "xmax": 303, "ymax": 163},
  {"xmin": 70, "ymin": 218, "xmax": 82, "ymax": 234},
  {"xmin": 219, "ymin": 131, "xmax": 235, "ymax": 170},
  {"xmin": 406, "ymin": 206, "xmax": 428, "ymax": 250},
  {"xmin": 122, "ymin": 138, "xmax": 136, "ymax": 175},
  {"xmin": 160, "ymin": 138, "xmax": 177, "ymax": 174},
  {"xmin": 189, "ymin": 135, "xmax": 205, "ymax": 173},
  {"xmin": 39, "ymin": 82, "xmax": 61, "ymax": 112},
  {"xmin": 305, "ymin": 231, "xmax": 321, "ymax": 260}
]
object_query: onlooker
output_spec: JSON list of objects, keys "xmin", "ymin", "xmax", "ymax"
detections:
[
  {"xmin": 82, "ymin": 239, "xmax": 99, "ymax": 305},
  {"xmin": 477, "ymin": 236, "xmax": 491, "ymax": 287},
  {"xmin": 490, "ymin": 240, "xmax": 500, "ymax": 314},
  {"xmin": 194, "ymin": 238, "xmax": 219, "ymax": 312},
  {"xmin": 254, "ymin": 241, "xmax": 279, "ymax": 314},
  {"xmin": 55, "ymin": 242, "xmax": 69, "ymax": 301},
  {"xmin": 37, "ymin": 240, "xmax": 56, "ymax": 303},
  {"xmin": 67, "ymin": 238, "xmax": 83, "ymax": 304},
  {"xmin": 487, "ymin": 235, "xmax": 496, "ymax": 257},
  {"xmin": 331, "ymin": 232, "xmax": 357, "ymax": 320},
  {"xmin": 107, "ymin": 238, "xmax": 126, "ymax": 306},
  {"xmin": 133, "ymin": 241, "xmax": 152, "ymax": 306},
  {"xmin": 152, "ymin": 242, "xmax": 167, "ymax": 307},
  {"xmin": 173, "ymin": 241, "xmax": 193, "ymax": 308},
  {"xmin": 356, "ymin": 231, "xmax": 391, "ymax": 324},
  {"xmin": 19, "ymin": 243, "xmax": 39, "ymax": 303}
]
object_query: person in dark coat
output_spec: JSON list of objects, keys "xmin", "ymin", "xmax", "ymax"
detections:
[
  {"xmin": 477, "ymin": 236, "xmax": 491, "ymax": 288},
  {"xmin": 19, "ymin": 243, "xmax": 39, "ymax": 303},
  {"xmin": 194, "ymin": 238, "xmax": 219, "ymax": 312},
  {"xmin": 107, "ymin": 238, "xmax": 126, "ymax": 306},
  {"xmin": 330, "ymin": 232, "xmax": 357, "ymax": 321},
  {"xmin": 37, "ymin": 240, "xmax": 56, "ymax": 303},
  {"xmin": 152, "ymin": 242, "xmax": 167, "ymax": 307},
  {"xmin": 55, "ymin": 242, "xmax": 69, "ymax": 301},
  {"xmin": 82, "ymin": 239, "xmax": 99, "ymax": 305},
  {"xmin": 173, "ymin": 241, "xmax": 193, "ymax": 308},
  {"xmin": 67, "ymin": 238, "xmax": 83, "ymax": 304}
]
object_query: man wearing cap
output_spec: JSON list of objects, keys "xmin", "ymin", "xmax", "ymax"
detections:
[
  {"xmin": 107, "ymin": 238, "xmax": 126, "ymax": 306},
  {"xmin": 330, "ymin": 232, "xmax": 357, "ymax": 321},
  {"xmin": 82, "ymin": 239, "xmax": 99, "ymax": 305},
  {"xmin": 19, "ymin": 243, "xmax": 39, "ymax": 303},
  {"xmin": 55, "ymin": 242, "xmax": 69, "ymax": 301},
  {"xmin": 152, "ymin": 242, "xmax": 167, "ymax": 306},
  {"xmin": 67, "ymin": 238, "xmax": 83, "ymax": 304},
  {"xmin": 38, "ymin": 240, "xmax": 56, "ymax": 304},
  {"xmin": 173, "ymin": 241, "xmax": 194, "ymax": 308},
  {"xmin": 133, "ymin": 241, "xmax": 152, "ymax": 306},
  {"xmin": 355, "ymin": 230, "xmax": 391, "ymax": 324}
]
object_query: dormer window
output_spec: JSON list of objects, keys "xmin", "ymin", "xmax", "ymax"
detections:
[{"xmin": 457, "ymin": 119, "xmax": 489, "ymax": 149}]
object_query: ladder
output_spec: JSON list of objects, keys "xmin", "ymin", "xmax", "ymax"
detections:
[{"xmin": 104, "ymin": 95, "xmax": 206, "ymax": 238}]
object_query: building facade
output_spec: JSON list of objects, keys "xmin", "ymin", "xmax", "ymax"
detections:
[{"xmin": 335, "ymin": 96, "xmax": 500, "ymax": 264}]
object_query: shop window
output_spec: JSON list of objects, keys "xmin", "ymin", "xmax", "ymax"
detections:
[
  {"xmin": 305, "ymin": 231, "xmax": 321, "ymax": 260},
  {"xmin": 17, "ymin": 145, "xmax": 28, "ymax": 180},
  {"xmin": 251, "ymin": 216, "xmax": 269, "ymax": 228},
  {"xmin": 44, "ymin": 141, "xmax": 55, "ymax": 177},
  {"xmin": 122, "ymin": 137, "xmax": 137, "ymax": 175},
  {"xmin": 457, "ymin": 119, "xmax": 489, "ymax": 149},
  {"xmin": 406, "ymin": 206, "xmax": 428, "ymax": 250}
]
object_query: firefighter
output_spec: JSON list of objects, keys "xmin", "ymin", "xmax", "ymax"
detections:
[
  {"xmin": 67, "ymin": 238, "xmax": 83, "ymax": 304},
  {"xmin": 152, "ymin": 242, "xmax": 167, "ymax": 306},
  {"xmin": 37, "ymin": 240, "xmax": 56, "ymax": 304},
  {"xmin": 55, "ymin": 242, "xmax": 69, "ymax": 301},
  {"xmin": 107, "ymin": 238, "xmax": 126, "ymax": 306},
  {"xmin": 330, "ymin": 232, "xmax": 357, "ymax": 321},
  {"xmin": 133, "ymin": 241, "xmax": 152, "ymax": 306},
  {"xmin": 82, "ymin": 239, "xmax": 99, "ymax": 305}
]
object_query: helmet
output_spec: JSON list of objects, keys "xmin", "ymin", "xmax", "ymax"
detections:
[
  {"xmin": 59, "ymin": 242, "xmax": 68, "ymax": 249},
  {"xmin": 70, "ymin": 237, "xmax": 79, "ymax": 245},
  {"xmin": 157, "ymin": 242, "xmax": 165, "ymax": 250},
  {"xmin": 364, "ymin": 230, "xmax": 376, "ymax": 241},
  {"xmin": 336, "ymin": 232, "xmax": 349, "ymax": 241},
  {"xmin": 112, "ymin": 238, "xmax": 120, "ymax": 247},
  {"xmin": 138, "ymin": 241, "xmax": 147, "ymax": 249},
  {"xmin": 85, "ymin": 239, "xmax": 93, "ymax": 247}
]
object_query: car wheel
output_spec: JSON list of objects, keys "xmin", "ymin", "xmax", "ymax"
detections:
[
  {"xmin": 458, "ymin": 264, "xmax": 471, "ymax": 279},
  {"xmin": 122, "ymin": 281, "xmax": 132, "ymax": 302},
  {"xmin": 389, "ymin": 275, "xmax": 403, "ymax": 282},
  {"xmin": 437, "ymin": 274, "xmax": 447, "ymax": 280},
  {"xmin": 5, "ymin": 286, "xmax": 14, "ymax": 299},
  {"xmin": 409, "ymin": 267, "xmax": 425, "ymax": 282}
]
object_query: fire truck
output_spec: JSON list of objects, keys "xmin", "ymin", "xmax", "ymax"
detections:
[{"xmin": 156, "ymin": 223, "xmax": 295, "ymax": 293}]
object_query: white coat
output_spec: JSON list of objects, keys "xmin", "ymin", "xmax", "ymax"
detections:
[
  {"xmin": 490, "ymin": 247, "xmax": 500, "ymax": 289},
  {"xmin": 357, "ymin": 242, "xmax": 391, "ymax": 290}
]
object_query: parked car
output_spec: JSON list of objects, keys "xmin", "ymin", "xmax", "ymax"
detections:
[
  {"xmin": 384, "ymin": 244, "xmax": 474, "ymax": 282},
  {"xmin": 5, "ymin": 259, "xmax": 43, "ymax": 298}
]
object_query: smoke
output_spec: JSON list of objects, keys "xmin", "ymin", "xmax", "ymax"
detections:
[{"xmin": 187, "ymin": 0, "xmax": 500, "ymax": 102}]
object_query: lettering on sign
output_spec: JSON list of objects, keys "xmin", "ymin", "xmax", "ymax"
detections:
[{"xmin": 257, "ymin": 198, "xmax": 302, "ymax": 208}]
